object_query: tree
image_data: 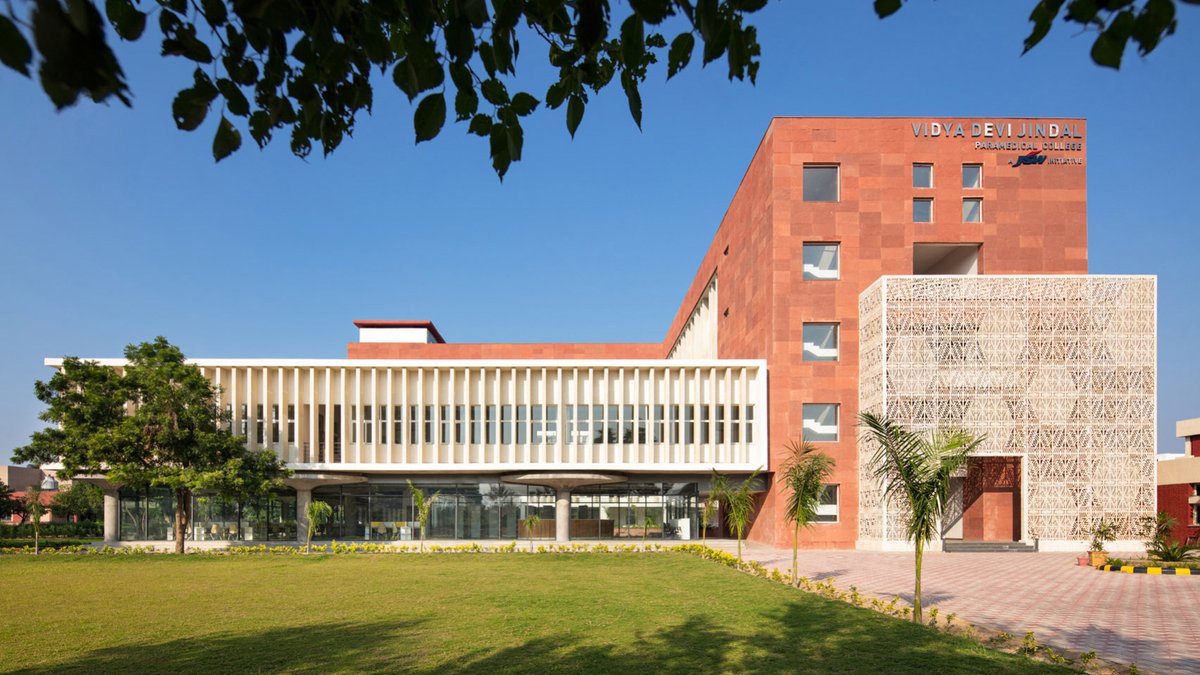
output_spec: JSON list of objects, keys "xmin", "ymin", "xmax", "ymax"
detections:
[
  {"xmin": 642, "ymin": 513, "xmax": 656, "ymax": 548},
  {"xmin": 0, "ymin": 3, "xmax": 1186, "ymax": 178},
  {"xmin": 780, "ymin": 440, "xmax": 835, "ymax": 585},
  {"xmin": 880, "ymin": 0, "xmax": 1193, "ymax": 70},
  {"xmin": 523, "ymin": 512, "xmax": 541, "ymax": 550},
  {"xmin": 0, "ymin": 0, "xmax": 765, "ymax": 177},
  {"xmin": 712, "ymin": 467, "xmax": 760, "ymax": 561},
  {"xmin": 305, "ymin": 499, "xmax": 333, "ymax": 553},
  {"xmin": 858, "ymin": 412, "xmax": 984, "ymax": 624},
  {"xmin": 14, "ymin": 337, "xmax": 290, "ymax": 554},
  {"xmin": 0, "ymin": 479, "xmax": 20, "ymax": 522},
  {"xmin": 50, "ymin": 481, "xmax": 104, "ymax": 521},
  {"xmin": 23, "ymin": 485, "xmax": 46, "ymax": 554},
  {"xmin": 407, "ymin": 480, "xmax": 439, "ymax": 553}
]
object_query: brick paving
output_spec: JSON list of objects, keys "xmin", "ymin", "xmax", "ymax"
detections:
[{"xmin": 707, "ymin": 540, "xmax": 1200, "ymax": 674}]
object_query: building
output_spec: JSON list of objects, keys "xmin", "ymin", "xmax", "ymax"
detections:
[
  {"xmin": 1, "ymin": 465, "xmax": 61, "ymax": 525},
  {"xmin": 1157, "ymin": 419, "xmax": 1200, "ymax": 545},
  {"xmin": 52, "ymin": 117, "xmax": 1156, "ymax": 551}
]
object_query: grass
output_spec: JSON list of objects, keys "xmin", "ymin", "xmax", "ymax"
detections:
[{"xmin": 0, "ymin": 553, "xmax": 1068, "ymax": 674}]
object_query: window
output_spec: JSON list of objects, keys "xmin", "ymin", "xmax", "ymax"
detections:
[
  {"xmin": 802, "ymin": 243, "xmax": 839, "ymax": 280},
  {"xmin": 815, "ymin": 485, "xmax": 839, "ymax": 523},
  {"xmin": 802, "ymin": 323, "xmax": 839, "ymax": 361},
  {"xmin": 912, "ymin": 163, "xmax": 933, "ymax": 188},
  {"xmin": 802, "ymin": 404, "xmax": 838, "ymax": 442},
  {"xmin": 803, "ymin": 165, "xmax": 839, "ymax": 202},
  {"xmin": 913, "ymin": 198, "xmax": 933, "ymax": 223},
  {"xmin": 962, "ymin": 164, "xmax": 982, "ymax": 189},
  {"xmin": 963, "ymin": 198, "xmax": 982, "ymax": 223}
]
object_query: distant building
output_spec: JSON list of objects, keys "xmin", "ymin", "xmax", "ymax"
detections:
[
  {"xmin": 1, "ymin": 465, "xmax": 61, "ymax": 524},
  {"xmin": 1157, "ymin": 419, "xmax": 1200, "ymax": 544}
]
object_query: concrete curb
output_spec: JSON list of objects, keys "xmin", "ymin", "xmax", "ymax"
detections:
[{"xmin": 1099, "ymin": 564, "xmax": 1196, "ymax": 575}]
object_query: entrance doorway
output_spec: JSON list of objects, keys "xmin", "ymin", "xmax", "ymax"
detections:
[{"xmin": 959, "ymin": 457, "xmax": 1021, "ymax": 542}]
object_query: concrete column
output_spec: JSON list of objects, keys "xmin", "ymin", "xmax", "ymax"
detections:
[
  {"xmin": 296, "ymin": 488, "xmax": 312, "ymax": 545},
  {"xmin": 103, "ymin": 487, "xmax": 119, "ymax": 543},
  {"xmin": 555, "ymin": 488, "xmax": 571, "ymax": 543}
]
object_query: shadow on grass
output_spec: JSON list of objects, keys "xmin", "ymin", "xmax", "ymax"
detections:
[
  {"xmin": 13, "ymin": 620, "xmax": 428, "ymax": 675},
  {"xmin": 23, "ymin": 603, "xmax": 1065, "ymax": 674},
  {"xmin": 439, "ymin": 604, "xmax": 1063, "ymax": 675}
]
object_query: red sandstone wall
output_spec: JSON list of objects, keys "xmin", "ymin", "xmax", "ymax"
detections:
[
  {"xmin": 659, "ymin": 117, "xmax": 1089, "ymax": 548},
  {"xmin": 348, "ymin": 342, "xmax": 663, "ymax": 360},
  {"xmin": 1158, "ymin": 483, "xmax": 1199, "ymax": 544}
]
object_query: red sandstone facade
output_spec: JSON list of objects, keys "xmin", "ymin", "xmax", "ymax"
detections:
[{"xmin": 348, "ymin": 117, "xmax": 1090, "ymax": 548}]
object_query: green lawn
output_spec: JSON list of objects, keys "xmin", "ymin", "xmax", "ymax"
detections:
[{"xmin": 0, "ymin": 553, "xmax": 1064, "ymax": 674}]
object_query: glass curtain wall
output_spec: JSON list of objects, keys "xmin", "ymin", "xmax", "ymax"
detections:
[
  {"xmin": 118, "ymin": 487, "xmax": 297, "ymax": 542},
  {"xmin": 571, "ymin": 482, "xmax": 698, "ymax": 541},
  {"xmin": 312, "ymin": 483, "xmax": 557, "ymax": 541}
]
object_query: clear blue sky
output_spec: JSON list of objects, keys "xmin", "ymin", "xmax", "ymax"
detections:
[{"xmin": 1, "ymin": 3, "xmax": 1196, "ymax": 463}]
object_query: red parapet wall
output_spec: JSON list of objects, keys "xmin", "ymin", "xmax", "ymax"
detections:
[{"xmin": 349, "ymin": 342, "xmax": 665, "ymax": 360}]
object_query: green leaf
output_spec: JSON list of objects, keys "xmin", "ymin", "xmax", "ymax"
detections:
[
  {"xmin": 444, "ymin": 18, "xmax": 474, "ymax": 62},
  {"xmin": 1023, "ymin": 0, "xmax": 1066, "ymax": 54},
  {"xmin": 455, "ymin": 86, "xmax": 479, "ymax": 120},
  {"xmin": 873, "ymin": 0, "xmax": 903, "ymax": 18},
  {"xmin": 172, "ymin": 70, "xmax": 219, "ymax": 131},
  {"xmin": 104, "ymin": 0, "xmax": 147, "ymax": 41},
  {"xmin": 200, "ymin": 0, "xmax": 227, "ymax": 26},
  {"xmin": 620, "ymin": 71, "xmax": 642, "ymax": 129},
  {"xmin": 1091, "ymin": 10, "xmax": 1136, "ymax": 68},
  {"xmin": 545, "ymin": 81, "xmax": 567, "ymax": 109},
  {"xmin": 212, "ymin": 115, "xmax": 241, "ymax": 161},
  {"xmin": 489, "ymin": 122, "xmax": 511, "ymax": 178},
  {"xmin": 566, "ymin": 95, "xmax": 584, "ymax": 138},
  {"xmin": 574, "ymin": 0, "xmax": 606, "ymax": 51},
  {"xmin": 629, "ymin": 0, "xmax": 674, "ymax": 24},
  {"xmin": 480, "ymin": 78, "xmax": 509, "ymax": 105},
  {"xmin": 510, "ymin": 92, "xmax": 538, "ymax": 116},
  {"xmin": 620, "ymin": 15, "xmax": 645, "ymax": 68},
  {"xmin": 216, "ymin": 78, "xmax": 249, "ymax": 117},
  {"xmin": 413, "ymin": 92, "xmax": 446, "ymax": 143},
  {"xmin": 468, "ymin": 113, "xmax": 490, "ymax": 136},
  {"xmin": 0, "ymin": 15, "xmax": 32, "ymax": 76},
  {"xmin": 667, "ymin": 32, "xmax": 694, "ymax": 79}
]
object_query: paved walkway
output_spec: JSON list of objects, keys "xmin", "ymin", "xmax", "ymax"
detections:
[{"xmin": 706, "ymin": 540, "xmax": 1200, "ymax": 674}]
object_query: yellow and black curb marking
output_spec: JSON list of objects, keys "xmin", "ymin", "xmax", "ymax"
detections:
[{"xmin": 1099, "ymin": 564, "xmax": 1195, "ymax": 575}]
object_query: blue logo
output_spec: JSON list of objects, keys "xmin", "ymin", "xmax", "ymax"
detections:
[{"xmin": 1010, "ymin": 150, "xmax": 1047, "ymax": 167}]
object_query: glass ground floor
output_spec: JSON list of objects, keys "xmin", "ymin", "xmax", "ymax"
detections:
[
  {"xmin": 116, "ymin": 479, "xmax": 700, "ymax": 542},
  {"xmin": 118, "ymin": 487, "xmax": 297, "ymax": 542},
  {"xmin": 312, "ymin": 481, "xmax": 699, "ymax": 541}
]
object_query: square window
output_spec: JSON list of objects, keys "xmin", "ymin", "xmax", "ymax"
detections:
[
  {"xmin": 913, "ymin": 198, "xmax": 933, "ymax": 223},
  {"xmin": 802, "ymin": 403, "xmax": 838, "ymax": 442},
  {"xmin": 912, "ymin": 163, "xmax": 933, "ymax": 188},
  {"xmin": 803, "ymin": 165, "xmax": 839, "ymax": 202},
  {"xmin": 962, "ymin": 164, "xmax": 982, "ymax": 189},
  {"xmin": 963, "ymin": 198, "xmax": 982, "ymax": 223},
  {"xmin": 815, "ymin": 485, "xmax": 839, "ymax": 523},
  {"xmin": 802, "ymin": 243, "xmax": 839, "ymax": 280},
  {"xmin": 802, "ymin": 323, "xmax": 838, "ymax": 361}
]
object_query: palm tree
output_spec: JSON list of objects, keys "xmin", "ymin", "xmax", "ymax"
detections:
[
  {"xmin": 304, "ymin": 499, "xmax": 333, "ymax": 553},
  {"xmin": 780, "ymin": 441, "xmax": 835, "ymax": 585},
  {"xmin": 22, "ymin": 485, "xmax": 46, "ymax": 555},
  {"xmin": 642, "ymin": 514, "xmax": 657, "ymax": 548},
  {"xmin": 523, "ymin": 512, "xmax": 541, "ymax": 550},
  {"xmin": 407, "ymin": 481, "xmax": 439, "ymax": 553},
  {"xmin": 699, "ymin": 497, "xmax": 718, "ymax": 545},
  {"xmin": 716, "ymin": 468, "xmax": 761, "ymax": 561},
  {"xmin": 859, "ymin": 412, "xmax": 983, "ymax": 624}
]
